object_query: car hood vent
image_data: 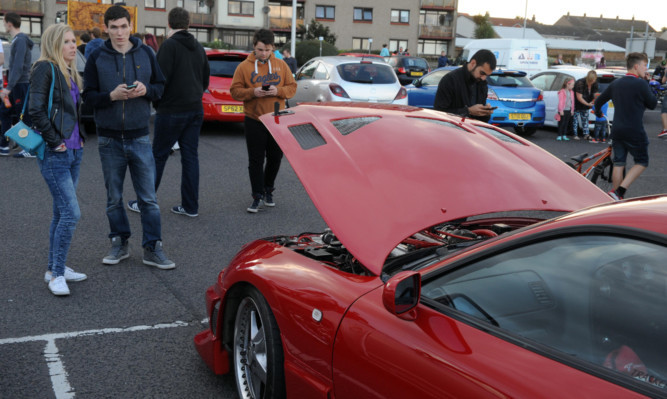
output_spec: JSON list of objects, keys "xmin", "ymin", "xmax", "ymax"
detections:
[
  {"xmin": 289, "ymin": 123, "xmax": 326, "ymax": 150},
  {"xmin": 332, "ymin": 116, "xmax": 381, "ymax": 136}
]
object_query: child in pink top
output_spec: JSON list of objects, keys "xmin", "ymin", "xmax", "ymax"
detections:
[{"xmin": 556, "ymin": 78, "xmax": 575, "ymax": 141}]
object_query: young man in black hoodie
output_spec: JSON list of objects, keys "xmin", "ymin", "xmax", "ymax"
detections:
[{"xmin": 128, "ymin": 7, "xmax": 209, "ymax": 218}]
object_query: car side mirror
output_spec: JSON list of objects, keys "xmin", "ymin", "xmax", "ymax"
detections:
[
  {"xmin": 383, "ymin": 271, "xmax": 420, "ymax": 319},
  {"xmin": 413, "ymin": 79, "xmax": 422, "ymax": 87}
]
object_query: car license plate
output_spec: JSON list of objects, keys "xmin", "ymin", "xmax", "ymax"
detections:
[
  {"xmin": 410, "ymin": 71, "xmax": 423, "ymax": 76},
  {"xmin": 221, "ymin": 105, "xmax": 243, "ymax": 113},
  {"xmin": 509, "ymin": 113, "xmax": 531, "ymax": 120}
]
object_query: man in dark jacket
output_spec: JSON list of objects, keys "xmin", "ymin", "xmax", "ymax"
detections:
[
  {"xmin": 594, "ymin": 52, "xmax": 657, "ymax": 201},
  {"xmin": 0, "ymin": 12, "xmax": 33, "ymax": 157},
  {"xmin": 83, "ymin": 5, "xmax": 173, "ymax": 269},
  {"xmin": 128, "ymin": 7, "xmax": 209, "ymax": 218},
  {"xmin": 433, "ymin": 49, "xmax": 496, "ymax": 122}
]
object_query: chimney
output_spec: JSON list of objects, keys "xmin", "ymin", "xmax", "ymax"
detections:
[
  {"xmin": 532, "ymin": 14, "xmax": 535, "ymax": 22},
  {"xmin": 583, "ymin": 13, "xmax": 586, "ymax": 18}
]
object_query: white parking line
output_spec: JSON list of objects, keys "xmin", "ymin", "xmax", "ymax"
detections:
[{"xmin": 0, "ymin": 321, "xmax": 190, "ymax": 398}]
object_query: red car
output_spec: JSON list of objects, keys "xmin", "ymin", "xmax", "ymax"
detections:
[
  {"xmin": 194, "ymin": 103, "xmax": 667, "ymax": 398},
  {"xmin": 202, "ymin": 49, "xmax": 249, "ymax": 123}
]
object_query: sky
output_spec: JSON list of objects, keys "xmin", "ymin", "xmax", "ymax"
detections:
[{"xmin": 458, "ymin": 0, "xmax": 666, "ymax": 32}]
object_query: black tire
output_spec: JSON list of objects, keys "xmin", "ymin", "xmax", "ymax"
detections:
[
  {"xmin": 232, "ymin": 287, "xmax": 285, "ymax": 399},
  {"xmin": 588, "ymin": 157, "xmax": 614, "ymax": 192},
  {"xmin": 513, "ymin": 126, "xmax": 537, "ymax": 137}
]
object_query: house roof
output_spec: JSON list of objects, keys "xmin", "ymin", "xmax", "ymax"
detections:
[
  {"xmin": 544, "ymin": 38, "xmax": 626, "ymax": 52},
  {"xmin": 493, "ymin": 26, "xmax": 544, "ymax": 40},
  {"xmin": 554, "ymin": 14, "xmax": 656, "ymax": 33}
]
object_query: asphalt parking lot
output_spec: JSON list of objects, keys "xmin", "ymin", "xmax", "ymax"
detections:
[{"xmin": 1, "ymin": 109, "xmax": 665, "ymax": 398}]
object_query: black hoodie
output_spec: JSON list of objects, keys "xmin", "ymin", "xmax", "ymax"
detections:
[{"xmin": 154, "ymin": 30, "xmax": 210, "ymax": 113}]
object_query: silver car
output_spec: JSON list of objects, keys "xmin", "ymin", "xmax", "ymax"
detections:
[{"xmin": 287, "ymin": 56, "xmax": 407, "ymax": 107}]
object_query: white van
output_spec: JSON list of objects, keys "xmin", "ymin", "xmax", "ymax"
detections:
[{"xmin": 462, "ymin": 39, "xmax": 547, "ymax": 77}]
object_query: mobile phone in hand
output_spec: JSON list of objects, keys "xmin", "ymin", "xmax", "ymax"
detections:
[
  {"xmin": 126, "ymin": 83, "xmax": 138, "ymax": 89},
  {"xmin": 262, "ymin": 84, "xmax": 270, "ymax": 91},
  {"xmin": 489, "ymin": 106, "xmax": 498, "ymax": 110}
]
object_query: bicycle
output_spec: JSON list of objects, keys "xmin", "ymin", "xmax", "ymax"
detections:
[{"xmin": 566, "ymin": 144, "xmax": 615, "ymax": 192}]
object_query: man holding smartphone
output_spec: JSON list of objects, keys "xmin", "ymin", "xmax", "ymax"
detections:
[
  {"xmin": 230, "ymin": 29, "xmax": 296, "ymax": 213},
  {"xmin": 434, "ymin": 49, "xmax": 496, "ymax": 122}
]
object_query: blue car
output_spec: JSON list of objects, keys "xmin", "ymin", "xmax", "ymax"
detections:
[{"xmin": 406, "ymin": 67, "xmax": 545, "ymax": 136}]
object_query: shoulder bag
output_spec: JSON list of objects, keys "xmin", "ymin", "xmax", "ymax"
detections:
[{"xmin": 3, "ymin": 63, "xmax": 56, "ymax": 160}]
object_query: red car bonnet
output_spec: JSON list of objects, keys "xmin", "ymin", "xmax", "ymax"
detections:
[{"xmin": 260, "ymin": 103, "xmax": 612, "ymax": 275}]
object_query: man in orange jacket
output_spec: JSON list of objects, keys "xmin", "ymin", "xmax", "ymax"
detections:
[{"xmin": 231, "ymin": 29, "xmax": 296, "ymax": 213}]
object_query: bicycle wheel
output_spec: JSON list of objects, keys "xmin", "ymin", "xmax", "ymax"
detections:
[{"xmin": 589, "ymin": 157, "xmax": 614, "ymax": 192}]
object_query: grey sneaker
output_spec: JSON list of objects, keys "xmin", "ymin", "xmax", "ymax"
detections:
[
  {"xmin": 103, "ymin": 236, "xmax": 130, "ymax": 265},
  {"xmin": 247, "ymin": 198, "xmax": 263, "ymax": 213},
  {"xmin": 143, "ymin": 241, "xmax": 175, "ymax": 269},
  {"xmin": 171, "ymin": 205, "xmax": 198, "ymax": 217}
]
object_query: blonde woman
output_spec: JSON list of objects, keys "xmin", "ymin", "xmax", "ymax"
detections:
[
  {"xmin": 573, "ymin": 70, "xmax": 598, "ymax": 140},
  {"xmin": 29, "ymin": 24, "xmax": 87, "ymax": 296}
]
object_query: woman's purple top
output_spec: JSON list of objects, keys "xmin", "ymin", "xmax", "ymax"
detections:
[{"xmin": 63, "ymin": 78, "xmax": 81, "ymax": 149}]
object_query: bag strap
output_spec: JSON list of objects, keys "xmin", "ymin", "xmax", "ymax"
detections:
[{"xmin": 20, "ymin": 62, "xmax": 55, "ymax": 120}]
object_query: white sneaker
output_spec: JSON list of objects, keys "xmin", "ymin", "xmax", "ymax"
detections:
[
  {"xmin": 44, "ymin": 267, "xmax": 88, "ymax": 283},
  {"xmin": 48, "ymin": 276, "xmax": 70, "ymax": 296}
]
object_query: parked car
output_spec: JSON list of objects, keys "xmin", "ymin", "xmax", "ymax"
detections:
[
  {"xmin": 194, "ymin": 102, "xmax": 667, "ymax": 399},
  {"xmin": 406, "ymin": 67, "xmax": 545, "ymax": 136},
  {"xmin": 287, "ymin": 56, "xmax": 407, "ymax": 107},
  {"xmin": 202, "ymin": 49, "xmax": 249, "ymax": 123},
  {"xmin": 405, "ymin": 66, "xmax": 456, "ymax": 108},
  {"xmin": 530, "ymin": 67, "xmax": 617, "ymax": 129},
  {"xmin": 386, "ymin": 55, "xmax": 431, "ymax": 85}
]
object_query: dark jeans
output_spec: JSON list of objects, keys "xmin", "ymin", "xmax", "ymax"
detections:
[
  {"xmin": 98, "ymin": 135, "xmax": 162, "ymax": 248},
  {"xmin": 153, "ymin": 110, "xmax": 203, "ymax": 214},
  {"xmin": 558, "ymin": 110, "xmax": 572, "ymax": 136},
  {"xmin": 0, "ymin": 82, "xmax": 30, "ymax": 147},
  {"xmin": 244, "ymin": 117, "xmax": 283, "ymax": 198},
  {"xmin": 38, "ymin": 148, "xmax": 83, "ymax": 278}
]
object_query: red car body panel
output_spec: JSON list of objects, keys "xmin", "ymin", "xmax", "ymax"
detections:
[
  {"xmin": 203, "ymin": 50, "xmax": 248, "ymax": 122},
  {"xmin": 332, "ymin": 286, "xmax": 646, "ymax": 399},
  {"xmin": 259, "ymin": 103, "xmax": 611, "ymax": 275}
]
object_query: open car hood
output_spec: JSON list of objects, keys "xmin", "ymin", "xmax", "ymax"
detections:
[{"xmin": 259, "ymin": 102, "xmax": 611, "ymax": 275}]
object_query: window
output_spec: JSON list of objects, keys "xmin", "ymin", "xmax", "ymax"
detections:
[
  {"xmin": 313, "ymin": 63, "xmax": 329, "ymax": 80},
  {"xmin": 177, "ymin": 0, "xmax": 210, "ymax": 14},
  {"xmin": 190, "ymin": 27, "xmax": 210, "ymax": 42},
  {"xmin": 422, "ymin": 234, "xmax": 667, "ymax": 393},
  {"xmin": 229, "ymin": 1, "xmax": 254, "ymax": 16},
  {"xmin": 388, "ymin": 39, "xmax": 408, "ymax": 53},
  {"xmin": 0, "ymin": 16, "xmax": 43, "ymax": 36},
  {"xmin": 418, "ymin": 39, "xmax": 448, "ymax": 55},
  {"xmin": 353, "ymin": 8, "xmax": 373, "ymax": 22},
  {"xmin": 221, "ymin": 29, "xmax": 254, "ymax": 50},
  {"xmin": 297, "ymin": 61, "xmax": 318, "ymax": 80},
  {"xmin": 391, "ymin": 9, "xmax": 410, "ymax": 24},
  {"xmin": 144, "ymin": 0, "xmax": 165, "ymax": 8},
  {"xmin": 530, "ymin": 73, "xmax": 557, "ymax": 91},
  {"xmin": 315, "ymin": 5, "xmax": 335, "ymax": 20},
  {"xmin": 269, "ymin": 2, "xmax": 304, "ymax": 20},
  {"xmin": 352, "ymin": 37, "xmax": 370, "ymax": 51},
  {"xmin": 419, "ymin": 10, "xmax": 453, "ymax": 26},
  {"xmin": 145, "ymin": 26, "xmax": 167, "ymax": 38}
]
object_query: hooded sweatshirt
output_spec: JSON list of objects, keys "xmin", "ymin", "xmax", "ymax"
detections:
[
  {"xmin": 82, "ymin": 36, "xmax": 165, "ymax": 138},
  {"xmin": 230, "ymin": 51, "xmax": 296, "ymax": 121},
  {"xmin": 7, "ymin": 32, "xmax": 33, "ymax": 91},
  {"xmin": 154, "ymin": 30, "xmax": 210, "ymax": 114}
]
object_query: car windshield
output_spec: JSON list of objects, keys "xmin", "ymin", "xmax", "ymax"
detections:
[
  {"xmin": 487, "ymin": 74, "xmax": 534, "ymax": 88},
  {"xmin": 421, "ymin": 70, "xmax": 451, "ymax": 86},
  {"xmin": 597, "ymin": 75, "xmax": 617, "ymax": 92},
  {"xmin": 209, "ymin": 57, "xmax": 244, "ymax": 78},
  {"xmin": 337, "ymin": 63, "xmax": 397, "ymax": 84}
]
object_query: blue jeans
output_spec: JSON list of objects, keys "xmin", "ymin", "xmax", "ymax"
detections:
[
  {"xmin": 98, "ymin": 135, "xmax": 162, "ymax": 248},
  {"xmin": 593, "ymin": 121, "xmax": 607, "ymax": 141},
  {"xmin": 153, "ymin": 109, "xmax": 203, "ymax": 214},
  {"xmin": 38, "ymin": 148, "xmax": 83, "ymax": 277}
]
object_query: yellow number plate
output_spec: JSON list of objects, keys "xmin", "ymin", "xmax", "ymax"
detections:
[
  {"xmin": 222, "ymin": 105, "xmax": 243, "ymax": 113},
  {"xmin": 411, "ymin": 71, "xmax": 423, "ymax": 76},
  {"xmin": 509, "ymin": 113, "xmax": 531, "ymax": 120}
]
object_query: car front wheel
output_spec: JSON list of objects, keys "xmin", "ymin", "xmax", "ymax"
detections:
[{"xmin": 233, "ymin": 287, "xmax": 286, "ymax": 399}]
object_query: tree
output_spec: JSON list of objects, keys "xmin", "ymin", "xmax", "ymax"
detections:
[
  {"xmin": 297, "ymin": 19, "xmax": 337, "ymax": 45},
  {"xmin": 473, "ymin": 12, "xmax": 495, "ymax": 39}
]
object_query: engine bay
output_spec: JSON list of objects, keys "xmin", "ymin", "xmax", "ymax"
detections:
[{"xmin": 267, "ymin": 216, "xmax": 540, "ymax": 277}]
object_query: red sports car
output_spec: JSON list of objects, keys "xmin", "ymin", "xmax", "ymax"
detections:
[
  {"xmin": 202, "ymin": 50, "xmax": 249, "ymax": 123},
  {"xmin": 194, "ymin": 103, "xmax": 667, "ymax": 398}
]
